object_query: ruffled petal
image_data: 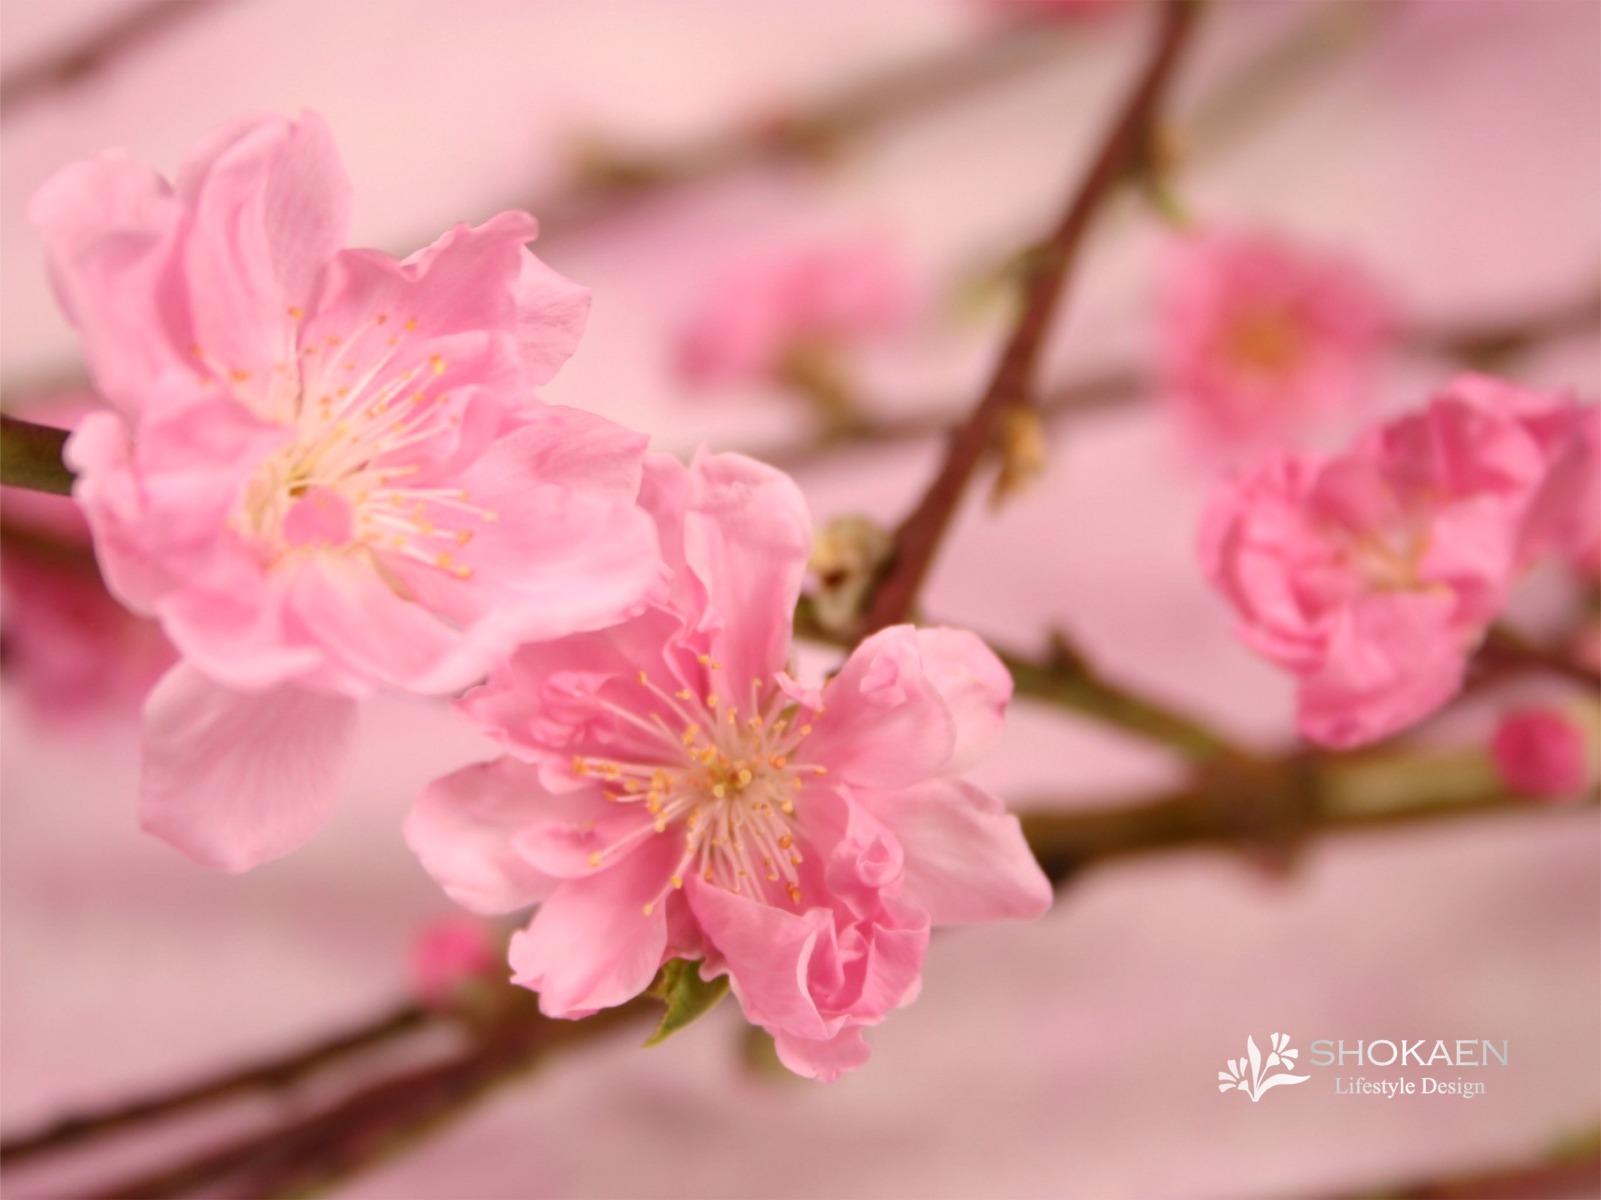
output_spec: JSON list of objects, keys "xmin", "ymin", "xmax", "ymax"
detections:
[
  {"xmin": 405, "ymin": 758, "xmax": 565, "ymax": 914},
  {"xmin": 772, "ymin": 1026, "xmax": 873, "ymax": 1083},
  {"xmin": 859, "ymin": 778, "xmax": 1052, "ymax": 924},
  {"xmin": 177, "ymin": 111, "xmax": 351, "ymax": 378},
  {"xmin": 912, "ymin": 627, "xmax": 1012, "ymax": 770},
  {"xmin": 27, "ymin": 153, "xmax": 187, "ymax": 410},
  {"xmin": 512, "ymin": 247, "xmax": 591, "ymax": 385},
  {"xmin": 508, "ymin": 832, "xmax": 678, "ymax": 1017},
  {"xmin": 680, "ymin": 451, "xmax": 811, "ymax": 696},
  {"xmin": 805, "ymin": 625, "xmax": 958, "ymax": 789},
  {"xmin": 139, "ymin": 664, "xmax": 357, "ymax": 872}
]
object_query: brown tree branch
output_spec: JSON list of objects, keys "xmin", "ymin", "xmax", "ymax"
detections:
[
  {"xmin": 73, "ymin": 997, "xmax": 650, "ymax": 1200},
  {"xmin": 860, "ymin": 0, "xmax": 1203, "ymax": 635},
  {"xmin": 0, "ymin": 415, "xmax": 73, "ymax": 495},
  {"xmin": 0, "ymin": 1003, "xmax": 432, "ymax": 1167},
  {"xmin": 0, "ymin": 0, "xmax": 235, "ymax": 119}
]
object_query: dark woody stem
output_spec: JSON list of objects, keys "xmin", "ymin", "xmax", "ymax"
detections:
[
  {"xmin": 860, "ymin": 1, "xmax": 1203, "ymax": 636},
  {"xmin": 0, "ymin": 416, "xmax": 73, "ymax": 496}
]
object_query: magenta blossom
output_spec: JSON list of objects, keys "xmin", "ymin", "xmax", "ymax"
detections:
[
  {"xmin": 674, "ymin": 238, "xmax": 911, "ymax": 388},
  {"xmin": 1491, "ymin": 708, "xmax": 1590, "ymax": 799},
  {"xmin": 1161, "ymin": 229, "xmax": 1395, "ymax": 457},
  {"xmin": 1201, "ymin": 375, "xmax": 1596, "ymax": 748},
  {"xmin": 407, "ymin": 451, "xmax": 1051, "ymax": 1080},
  {"xmin": 29, "ymin": 112, "xmax": 659, "ymax": 871}
]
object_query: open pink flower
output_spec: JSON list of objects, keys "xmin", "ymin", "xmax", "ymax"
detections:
[
  {"xmin": 1201, "ymin": 375, "xmax": 1595, "ymax": 748},
  {"xmin": 1161, "ymin": 229, "xmax": 1395, "ymax": 456},
  {"xmin": 1491, "ymin": 708, "xmax": 1589, "ymax": 799},
  {"xmin": 30, "ymin": 112, "xmax": 660, "ymax": 871},
  {"xmin": 407, "ymin": 451, "xmax": 1050, "ymax": 1080},
  {"xmin": 674, "ymin": 238, "xmax": 910, "ymax": 388}
]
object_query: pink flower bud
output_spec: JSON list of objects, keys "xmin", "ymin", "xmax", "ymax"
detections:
[{"xmin": 1491, "ymin": 708, "xmax": 1589, "ymax": 799}]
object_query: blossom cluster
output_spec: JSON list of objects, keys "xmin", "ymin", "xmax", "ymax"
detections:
[{"xmin": 26, "ymin": 112, "xmax": 1050, "ymax": 1078}]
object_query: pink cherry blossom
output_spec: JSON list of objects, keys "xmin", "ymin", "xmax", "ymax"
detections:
[
  {"xmin": 29, "ymin": 112, "xmax": 660, "ymax": 871},
  {"xmin": 673, "ymin": 238, "xmax": 911, "ymax": 388},
  {"xmin": 410, "ymin": 916, "xmax": 502, "ymax": 1005},
  {"xmin": 1161, "ymin": 228, "xmax": 1396, "ymax": 457},
  {"xmin": 407, "ymin": 451, "xmax": 1050, "ymax": 1080},
  {"xmin": 1201, "ymin": 375, "xmax": 1595, "ymax": 748},
  {"xmin": 1490, "ymin": 708, "xmax": 1590, "ymax": 799}
]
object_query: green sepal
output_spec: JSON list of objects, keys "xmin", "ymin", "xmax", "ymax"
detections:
[{"xmin": 644, "ymin": 958, "xmax": 729, "ymax": 1047}]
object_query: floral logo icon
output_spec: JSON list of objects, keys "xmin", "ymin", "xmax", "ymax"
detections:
[{"xmin": 1218, "ymin": 1032, "xmax": 1311, "ymax": 1101}]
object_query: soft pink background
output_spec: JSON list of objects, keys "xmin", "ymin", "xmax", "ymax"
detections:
[{"xmin": 2, "ymin": 2, "xmax": 1598, "ymax": 1196}]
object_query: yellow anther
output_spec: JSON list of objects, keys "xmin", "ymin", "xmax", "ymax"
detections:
[
  {"xmin": 670, "ymin": 875, "xmax": 684, "ymax": 889},
  {"xmin": 642, "ymin": 902, "xmax": 655, "ymax": 916},
  {"xmin": 711, "ymin": 783, "xmax": 727, "ymax": 798},
  {"xmin": 637, "ymin": 670, "xmax": 649, "ymax": 685},
  {"xmin": 706, "ymin": 695, "xmax": 719, "ymax": 709},
  {"xmin": 455, "ymin": 530, "xmax": 473, "ymax": 545},
  {"xmin": 375, "ymin": 312, "xmax": 389, "ymax": 325},
  {"xmin": 573, "ymin": 758, "xmax": 589, "ymax": 776},
  {"xmin": 288, "ymin": 306, "xmax": 304, "ymax": 320},
  {"xmin": 769, "ymin": 754, "xmax": 788, "ymax": 769},
  {"xmin": 787, "ymin": 884, "xmax": 802, "ymax": 904},
  {"xmin": 781, "ymin": 799, "xmax": 796, "ymax": 815},
  {"xmin": 588, "ymin": 851, "xmax": 602, "ymax": 868},
  {"xmin": 229, "ymin": 368, "xmax": 251, "ymax": 382},
  {"xmin": 404, "ymin": 318, "xmax": 419, "ymax": 331},
  {"xmin": 681, "ymin": 724, "xmax": 700, "ymax": 746},
  {"xmin": 800, "ymin": 725, "xmax": 813, "ymax": 736},
  {"xmin": 676, "ymin": 689, "xmax": 693, "ymax": 701},
  {"xmin": 812, "ymin": 765, "xmax": 828, "ymax": 775},
  {"xmin": 736, "ymin": 768, "xmax": 753, "ymax": 788},
  {"xmin": 778, "ymin": 834, "xmax": 794, "ymax": 849},
  {"xmin": 429, "ymin": 355, "xmax": 446, "ymax": 376}
]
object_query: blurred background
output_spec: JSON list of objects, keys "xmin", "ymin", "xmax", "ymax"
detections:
[{"xmin": 1, "ymin": 1, "xmax": 1598, "ymax": 1196}]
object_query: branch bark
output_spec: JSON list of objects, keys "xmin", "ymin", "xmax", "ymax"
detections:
[{"xmin": 860, "ymin": 0, "xmax": 1203, "ymax": 634}]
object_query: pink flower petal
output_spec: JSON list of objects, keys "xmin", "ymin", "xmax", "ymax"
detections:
[
  {"xmin": 177, "ymin": 112, "xmax": 352, "ymax": 382},
  {"xmin": 512, "ymin": 248, "xmax": 591, "ymax": 386},
  {"xmin": 860, "ymin": 778, "xmax": 1052, "ymax": 924},
  {"xmin": 139, "ymin": 664, "xmax": 357, "ymax": 872},
  {"xmin": 508, "ymin": 834, "xmax": 678, "ymax": 1018},
  {"xmin": 26, "ymin": 154, "xmax": 187, "ymax": 410},
  {"xmin": 680, "ymin": 451, "xmax": 812, "ymax": 695},
  {"xmin": 405, "ymin": 758, "xmax": 565, "ymax": 914},
  {"xmin": 806, "ymin": 625, "xmax": 958, "ymax": 789}
]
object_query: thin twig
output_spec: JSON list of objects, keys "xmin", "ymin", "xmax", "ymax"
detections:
[
  {"xmin": 74, "ymin": 999, "xmax": 650, "ymax": 1200},
  {"xmin": 1480, "ymin": 623, "xmax": 1601, "ymax": 691},
  {"xmin": 0, "ymin": 1003, "xmax": 433, "ymax": 1166},
  {"xmin": 0, "ymin": 0, "xmax": 234, "ymax": 118},
  {"xmin": 860, "ymin": 0, "xmax": 1203, "ymax": 635},
  {"xmin": 0, "ymin": 416, "xmax": 73, "ymax": 496}
]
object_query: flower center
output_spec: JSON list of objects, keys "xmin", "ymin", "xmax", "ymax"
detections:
[
  {"xmin": 573, "ymin": 657, "xmax": 828, "ymax": 914},
  {"xmin": 204, "ymin": 308, "xmax": 496, "ymax": 579},
  {"xmin": 1223, "ymin": 305, "xmax": 1305, "ymax": 378}
]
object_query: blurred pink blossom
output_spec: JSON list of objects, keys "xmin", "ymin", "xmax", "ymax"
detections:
[
  {"xmin": 1491, "ymin": 708, "xmax": 1589, "ymax": 799},
  {"xmin": 1201, "ymin": 374, "xmax": 1594, "ymax": 748},
  {"xmin": 29, "ymin": 111, "xmax": 661, "ymax": 872},
  {"xmin": 408, "ymin": 451, "xmax": 1050, "ymax": 1080},
  {"xmin": 410, "ymin": 916, "xmax": 502, "ymax": 1005},
  {"xmin": 673, "ymin": 238, "xmax": 911, "ymax": 388},
  {"xmin": 1160, "ymin": 228, "xmax": 1396, "ymax": 457},
  {"xmin": 1, "ymin": 399, "xmax": 176, "ymax": 725}
]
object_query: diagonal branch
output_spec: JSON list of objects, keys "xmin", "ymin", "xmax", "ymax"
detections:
[
  {"xmin": 0, "ymin": 0, "xmax": 235, "ymax": 119},
  {"xmin": 860, "ymin": 0, "xmax": 1203, "ymax": 635},
  {"xmin": 0, "ymin": 1003, "xmax": 432, "ymax": 1166}
]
